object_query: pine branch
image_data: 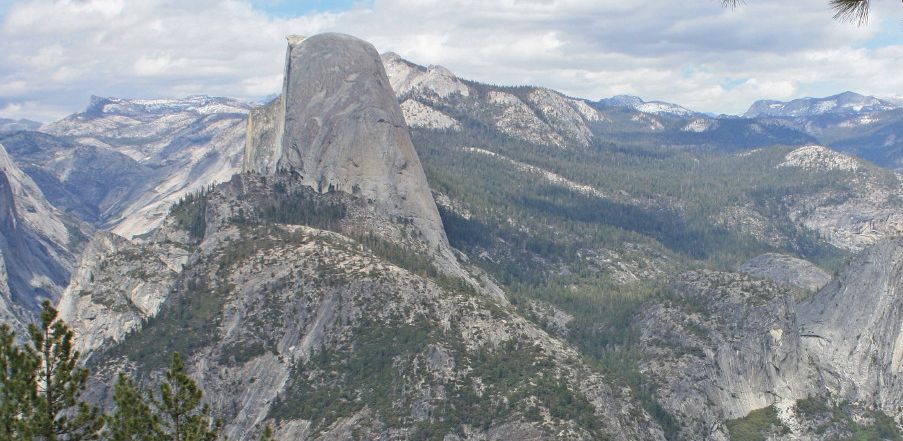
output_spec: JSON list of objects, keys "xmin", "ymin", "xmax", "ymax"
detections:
[{"xmin": 830, "ymin": 0, "xmax": 871, "ymax": 24}]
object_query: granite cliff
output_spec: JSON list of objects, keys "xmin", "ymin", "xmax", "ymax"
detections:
[{"xmin": 0, "ymin": 141, "xmax": 88, "ymax": 331}]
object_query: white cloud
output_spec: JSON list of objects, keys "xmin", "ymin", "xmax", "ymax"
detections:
[{"xmin": 0, "ymin": 0, "xmax": 901, "ymax": 121}]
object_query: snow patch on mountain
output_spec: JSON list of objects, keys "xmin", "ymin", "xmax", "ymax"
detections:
[
  {"xmin": 599, "ymin": 95, "xmax": 695, "ymax": 116},
  {"xmin": 745, "ymin": 92, "xmax": 898, "ymax": 118},
  {"xmin": 682, "ymin": 118, "xmax": 716, "ymax": 132}
]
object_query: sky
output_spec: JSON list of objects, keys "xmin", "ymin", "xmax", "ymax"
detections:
[{"xmin": 1, "ymin": 0, "xmax": 902, "ymax": 121}]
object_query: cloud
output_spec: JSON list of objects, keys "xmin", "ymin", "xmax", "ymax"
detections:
[{"xmin": 0, "ymin": 0, "xmax": 901, "ymax": 120}]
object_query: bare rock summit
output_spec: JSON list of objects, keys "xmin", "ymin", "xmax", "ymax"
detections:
[{"xmin": 244, "ymin": 33, "xmax": 450, "ymax": 257}]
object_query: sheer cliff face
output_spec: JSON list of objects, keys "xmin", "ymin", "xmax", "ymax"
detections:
[
  {"xmin": 637, "ymin": 271, "xmax": 817, "ymax": 440},
  {"xmin": 0, "ymin": 142, "xmax": 87, "ymax": 329},
  {"xmin": 245, "ymin": 33, "xmax": 452, "ymax": 262},
  {"xmin": 799, "ymin": 238, "xmax": 903, "ymax": 411}
]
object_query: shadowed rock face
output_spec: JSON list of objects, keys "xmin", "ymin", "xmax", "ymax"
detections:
[
  {"xmin": 0, "ymin": 143, "xmax": 86, "ymax": 330},
  {"xmin": 245, "ymin": 33, "xmax": 451, "ymax": 260}
]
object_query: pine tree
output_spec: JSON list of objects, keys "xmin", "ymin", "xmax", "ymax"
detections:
[
  {"xmin": 155, "ymin": 353, "xmax": 219, "ymax": 441},
  {"xmin": 107, "ymin": 373, "xmax": 163, "ymax": 441},
  {"xmin": 722, "ymin": 0, "xmax": 889, "ymax": 24},
  {"xmin": 259, "ymin": 425, "xmax": 274, "ymax": 441},
  {"xmin": 28, "ymin": 301, "xmax": 103, "ymax": 440},
  {"xmin": 0, "ymin": 324, "xmax": 36, "ymax": 440}
]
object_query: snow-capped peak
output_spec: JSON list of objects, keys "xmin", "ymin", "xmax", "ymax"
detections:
[
  {"xmin": 598, "ymin": 95, "xmax": 696, "ymax": 116},
  {"xmin": 744, "ymin": 91, "xmax": 899, "ymax": 118},
  {"xmin": 84, "ymin": 95, "xmax": 251, "ymax": 118}
]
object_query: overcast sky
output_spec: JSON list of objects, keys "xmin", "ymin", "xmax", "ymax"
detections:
[{"xmin": 1, "ymin": 0, "xmax": 902, "ymax": 121}]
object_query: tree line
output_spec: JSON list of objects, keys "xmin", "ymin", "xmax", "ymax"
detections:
[{"xmin": 0, "ymin": 302, "xmax": 272, "ymax": 441}]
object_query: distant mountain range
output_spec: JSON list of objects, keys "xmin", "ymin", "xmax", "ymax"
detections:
[
  {"xmin": 744, "ymin": 91, "xmax": 900, "ymax": 118},
  {"xmin": 0, "ymin": 117, "xmax": 41, "ymax": 133}
]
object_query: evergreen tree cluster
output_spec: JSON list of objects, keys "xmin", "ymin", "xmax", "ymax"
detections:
[{"xmin": 0, "ymin": 302, "xmax": 266, "ymax": 441}]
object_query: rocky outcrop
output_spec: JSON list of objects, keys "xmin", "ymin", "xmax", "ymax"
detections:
[
  {"xmin": 636, "ymin": 240, "xmax": 903, "ymax": 437},
  {"xmin": 57, "ymin": 231, "xmax": 188, "ymax": 355},
  {"xmin": 739, "ymin": 253, "xmax": 832, "ymax": 293},
  {"xmin": 399, "ymin": 99, "xmax": 461, "ymax": 130},
  {"xmin": 780, "ymin": 147, "xmax": 903, "ymax": 252},
  {"xmin": 637, "ymin": 270, "xmax": 817, "ymax": 440},
  {"xmin": 381, "ymin": 52, "xmax": 470, "ymax": 100},
  {"xmin": 242, "ymin": 95, "xmax": 282, "ymax": 174},
  {"xmin": 799, "ymin": 238, "xmax": 903, "ymax": 413},
  {"xmin": 243, "ymin": 34, "xmax": 472, "ymax": 279},
  {"xmin": 779, "ymin": 145, "xmax": 860, "ymax": 172}
]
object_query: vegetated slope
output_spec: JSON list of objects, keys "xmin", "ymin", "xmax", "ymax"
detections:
[
  {"xmin": 76, "ymin": 173, "xmax": 666, "ymax": 441},
  {"xmin": 384, "ymin": 55, "xmax": 903, "ymax": 437}
]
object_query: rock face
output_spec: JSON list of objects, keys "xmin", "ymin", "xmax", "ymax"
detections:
[
  {"xmin": 739, "ymin": 253, "xmax": 832, "ymax": 293},
  {"xmin": 0, "ymin": 142, "xmax": 87, "ymax": 329},
  {"xmin": 242, "ymin": 96, "xmax": 282, "ymax": 175},
  {"xmin": 36, "ymin": 95, "xmax": 249, "ymax": 238},
  {"xmin": 244, "ymin": 33, "xmax": 452, "ymax": 260},
  {"xmin": 779, "ymin": 146, "xmax": 903, "ymax": 252},
  {"xmin": 57, "ymin": 231, "xmax": 187, "ymax": 355},
  {"xmin": 635, "ymin": 240, "xmax": 903, "ymax": 438},
  {"xmin": 0, "ymin": 131, "xmax": 153, "ymax": 224},
  {"xmin": 637, "ymin": 270, "xmax": 816, "ymax": 440},
  {"xmin": 799, "ymin": 238, "xmax": 903, "ymax": 413}
]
